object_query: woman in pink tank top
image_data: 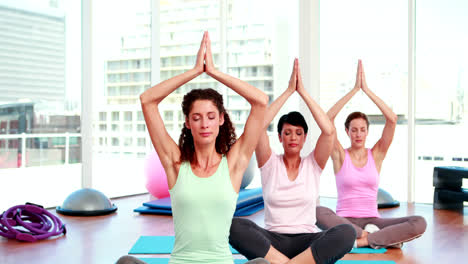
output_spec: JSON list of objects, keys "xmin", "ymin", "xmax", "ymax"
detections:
[{"xmin": 316, "ymin": 60, "xmax": 427, "ymax": 249}]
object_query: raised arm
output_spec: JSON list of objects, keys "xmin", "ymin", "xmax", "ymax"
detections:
[
  {"xmin": 296, "ymin": 61, "xmax": 335, "ymax": 169},
  {"xmin": 255, "ymin": 59, "xmax": 298, "ymax": 168},
  {"xmin": 139, "ymin": 32, "xmax": 206, "ymax": 188},
  {"xmin": 361, "ymin": 62, "xmax": 398, "ymax": 162},
  {"xmin": 204, "ymin": 32, "xmax": 268, "ymax": 190},
  {"xmin": 327, "ymin": 60, "xmax": 362, "ymax": 172},
  {"xmin": 327, "ymin": 60, "xmax": 362, "ymax": 122}
]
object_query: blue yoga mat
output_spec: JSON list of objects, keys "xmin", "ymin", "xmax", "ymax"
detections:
[
  {"xmin": 236, "ymin": 188, "xmax": 263, "ymax": 209},
  {"xmin": 143, "ymin": 197, "xmax": 172, "ymax": 210},
  {"xmin": 143, "ymin": 188, "xmax": 263, "ymax": 210},
  {"xmin": 139, "ymin": 259, "xmax": 395, "ymax": 264},
  {"xmin": 234, "ymin": 201, "xmax": 264, "ymax": 217},
  {"xmin": 350, "ymin": 247, "xmax": 387, "ymax": 254},
  {"xmin": 133, "ymin": 206, "xmax": 172, "ymax": 215},
  {"xmin": 134, "ymin": 201, "xmax": 264, "ymax": 216},
  {"xmin": 129, "ymin": 236, "xmax": 239, "ymax": 254}
]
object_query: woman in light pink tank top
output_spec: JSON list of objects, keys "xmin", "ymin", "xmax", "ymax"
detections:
[
  {"xmin": 229, "ymin": 59, "xmax": 356, "ymax": 264},
  {"xmin": 316, "ymin": 60, "xmax": 427, "ymax": 249}
]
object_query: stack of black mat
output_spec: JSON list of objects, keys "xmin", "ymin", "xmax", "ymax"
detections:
[{"xmin": 433, "ymin": 166, "xmax": 468, "ymax": 210}]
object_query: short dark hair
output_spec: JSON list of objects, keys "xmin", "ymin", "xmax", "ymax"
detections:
[
  {"xmin": 345, "ymin": 111, "xmax": 369, "ymax": 130},
  {"xmin": 277, "ymin": 111, "xmax": 308, "ymax": 134}
]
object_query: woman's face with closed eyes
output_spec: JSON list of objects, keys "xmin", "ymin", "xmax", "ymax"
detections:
[
  {"xmin": 346, "ymin": 118, "xmax": 368, "ymax": 148},
  {"xmin": 279, "ymin": 123, "xmax": 306, "ymax": 155},
  {"xmin": 185, "ymin": 99, "xmax": 224, "ymax": 145}
]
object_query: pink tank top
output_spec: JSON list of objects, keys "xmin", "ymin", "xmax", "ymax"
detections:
[{"xmin": 335, "ymin": 148, "xmax": 380, "ymax": 218}]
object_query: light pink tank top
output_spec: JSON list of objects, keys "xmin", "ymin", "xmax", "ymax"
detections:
[
  {"xmin": 335, "ymin": 148, "xmax": 380, "ymax": 218},
  {"xmin": 260, "ymin": 151, "xmax": 322, "ymax": 234}
]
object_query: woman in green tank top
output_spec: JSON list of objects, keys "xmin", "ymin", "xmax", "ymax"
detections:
[{"xmin": 116, "ymin": 32, "xmax": 269, "ymax": 264}]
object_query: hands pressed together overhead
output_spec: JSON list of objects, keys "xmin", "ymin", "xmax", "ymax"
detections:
[
  {"xmin": 286, "ymin": 58, "xmax": 308, "ymax": 96},
  {"xmin": 194, "ymin": 31, "xmax": 216, "ymax": 75},
  {"xmin": 353, "ymin": 59, "xmax": 370, "ymax": 93}
]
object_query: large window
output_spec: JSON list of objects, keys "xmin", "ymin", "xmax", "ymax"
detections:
[
  {"xmin": 3, "ymin": 0, "xmax": 463, "ymax": 207},
  {"xmin": 415, "ymin": 0, "xmax": 468, "ymax": 203},
  {"xmin": 0, "ymin": 0, "xmax": 82, "ymax": 209},
  {"xmin": 227, "ymin": 0, "xmax": 298, "ymax": 188},
  {"xmin": 156, "ymin": 0, "xmax": 298, "ymax": 190},
  {"xmin": 91, "ymin": 0, "xmax": 151, "ymax": 197},
  {"xmin": 228, "ymin": 0, "xmax": 298, "ymax": 132},
  {"xmin": 158, "ymin": 0, "xmax": 220, "ymax": 140},
  {"xmin": 319, "ymin": 0, "xmax": 409, "ymax": 201}
]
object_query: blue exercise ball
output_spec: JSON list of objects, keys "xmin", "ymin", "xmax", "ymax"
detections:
[{"xmin": 241, "ymin": 155, "xmax": 257, "ymax": 189}]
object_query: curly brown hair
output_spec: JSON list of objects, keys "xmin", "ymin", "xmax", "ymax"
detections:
[{"xmin": 178, "ymin": 88, "xmax": 237, "ymax": 163}]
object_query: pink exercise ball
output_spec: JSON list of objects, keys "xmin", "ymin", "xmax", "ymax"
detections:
[{"xmin": 144, "ymin": 151, "xmax": 169, "ymax": 199}]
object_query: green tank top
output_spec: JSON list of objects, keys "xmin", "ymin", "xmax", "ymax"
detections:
[{"xmin": 169, "ymin": 155, "xmax": 238, "ymax": 264}]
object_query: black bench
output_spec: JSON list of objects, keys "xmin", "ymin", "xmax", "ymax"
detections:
[{"xmin": 433, "ymin": 166, "xmax": 468, "ymax": 210}]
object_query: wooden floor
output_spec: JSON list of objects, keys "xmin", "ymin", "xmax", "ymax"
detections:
[{"xmin": 0, "ymin": 194, "xmax": 466, "ymax": 264}]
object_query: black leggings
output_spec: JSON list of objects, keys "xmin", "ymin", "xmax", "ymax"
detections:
[{"xmin": 229, "ymin": 218, "xmax": 356, "ymax": 264}]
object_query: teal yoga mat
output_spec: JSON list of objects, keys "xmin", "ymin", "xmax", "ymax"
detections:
[
  {"xmin": 350, "ymin": 247, "xmax": 387, "ymax": 254},
  {"xmin": 139, "ymin": 258, "xmax": 248, "ymax": 264},
  {"xmin": 129, "ymin": 236, "xmax": 239, "ymax": 254},
  {"xmin": 129, "ymin": 236, "xmax": 386, "ymax": 255},
  {"xmin": 129, "ymin": 236, "xmax": 175, "ymax": 254},
  {"xmin": 139, "ymin": 259, "xmax": 396, "ymax": 264}
]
